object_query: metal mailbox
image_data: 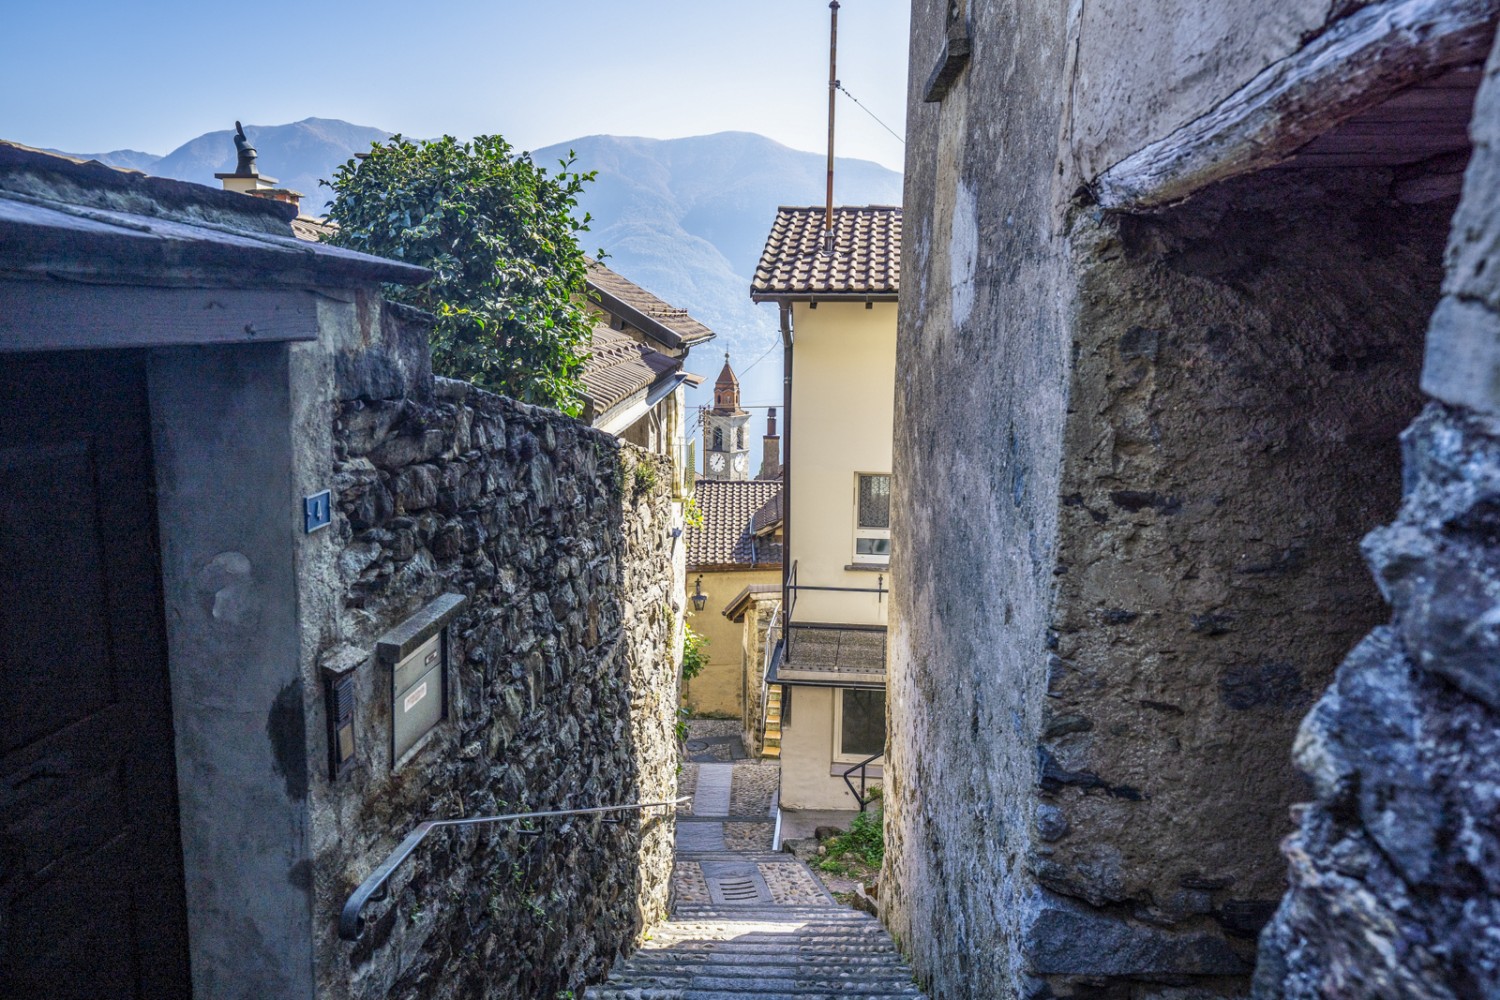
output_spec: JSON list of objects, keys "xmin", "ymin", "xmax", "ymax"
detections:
[
  {"xmin": 392, "ymin": 633, "xmax": 444, "ymax": 761},
  {"xmin": 375, "ymin": 592, "xmax": 468, "ymax": 769}
]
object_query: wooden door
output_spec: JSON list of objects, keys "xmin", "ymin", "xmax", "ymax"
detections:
[{"xmin": 0, "ymin": 352, "xmax": 192, "ymax": 999}]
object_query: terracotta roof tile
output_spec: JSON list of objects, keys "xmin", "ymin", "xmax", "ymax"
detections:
[
  {"xmin": 687, "ymin": 479, "xmax": 783, "ymax": 569},
  {"xmin": 579, "ymin": 326, "xmax": 680, "ymax": 414},
  {"xmin": 751, "ymin": 206, "xmax": 901, "ymax": 301},
  {"xmin": 586, "ymin": 258, "xmax": 716, "ymax": 348}
]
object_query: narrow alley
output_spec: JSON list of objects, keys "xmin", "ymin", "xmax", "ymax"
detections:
[{"xmin": 590, "ymin": 726, "xmax": 925, "ymax": 999}]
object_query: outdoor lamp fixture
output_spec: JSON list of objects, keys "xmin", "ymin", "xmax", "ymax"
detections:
[{"xmin": 690, "ymin": 576, "xmax": 708, "ymax": 613}]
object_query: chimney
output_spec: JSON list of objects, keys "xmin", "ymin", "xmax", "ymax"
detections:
[
  {"xmin": 214, "ymin": 121, "xmax": 302, "ymax": 211},
  {"xmin": 759, "ymin": 407, "xmax": 782, "ymax": 480}
]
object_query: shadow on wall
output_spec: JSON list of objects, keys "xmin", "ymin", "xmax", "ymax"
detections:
[{"xmin": 1036, "ymin": 164, "xmax": 1457, "ymax": 991}]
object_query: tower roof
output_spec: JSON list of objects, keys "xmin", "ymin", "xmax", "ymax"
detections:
[
  {"xmin": 715, "ymin": 352, "xmax": 739, "ymax": 389},
  {"xmin": 711, "ymin": 352, "xmax": 745, "ymax": 415}
]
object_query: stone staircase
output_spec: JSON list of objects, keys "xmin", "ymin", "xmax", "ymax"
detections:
[{"xmin": 590, "ymin": 837, "xmax": 925, "ymax": 998}]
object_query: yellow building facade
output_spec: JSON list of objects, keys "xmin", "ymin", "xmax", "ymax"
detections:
[{"xmin": 752, "ymin": 205, "xmax": 901, "ymax": 812}]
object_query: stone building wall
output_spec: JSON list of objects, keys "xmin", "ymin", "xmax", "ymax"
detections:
[
  {"xmin": 301, "ymin": 303, "xmax": 680, "ymax": 1000},
  {"xmin": 885, "ymin": 1, "xmax": 1471, "ymax": 997},
  {"xmin": 1040, "ymin": 169, "xmax": 1445, "ymax": 987},
  {"xmin": 739, "ymin": 594, "xmax": 781, "ymax": 757},
  {"xmin": 882, "ymin": 0, "xmax": 1077, "ymax": 994},
  {"xmin": 1256, "ymin": 37, "xmax": 1500, "ymax": 998}
]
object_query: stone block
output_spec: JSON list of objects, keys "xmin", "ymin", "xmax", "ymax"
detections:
[{"xmin": 1025, "ymin": 891, "xmax": 1249, "ymax": 977}]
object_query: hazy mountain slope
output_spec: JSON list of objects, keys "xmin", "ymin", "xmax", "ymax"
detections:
[
  {"xmin": 50, "ymin": 122, "xmax": 903, "ymax": 411},
  {"xmin": 43, "ymin": 148, "xmax": 164, "ymax": 172},
  {"xmin": 153, "ymin": 118, "xmax": 392, "ymax": 214},
  {"xmin": 536, "ymin": 132, "xmax": 903, "ymax": 409}
]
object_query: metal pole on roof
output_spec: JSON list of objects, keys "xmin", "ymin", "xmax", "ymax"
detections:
[{"xmin": 825, "ymin": 0, "xmax": 840, "ymax": 254}]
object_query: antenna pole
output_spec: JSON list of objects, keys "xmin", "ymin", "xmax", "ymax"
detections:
[{"xmin": 825, "ymin": 0, "xmax": 840, "ymax": 251}]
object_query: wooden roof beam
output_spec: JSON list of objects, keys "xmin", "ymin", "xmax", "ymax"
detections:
[{"xmin": 1090, "ymin": 0, "xmax": 1500, "ymax": 212}]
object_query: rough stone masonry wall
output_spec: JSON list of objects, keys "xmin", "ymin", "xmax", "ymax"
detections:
[
  {"xmin": 1042, "ymin": 167, "xmax": 1448, "ymax": 996},
  {"xmin": 1256, "ymin": 37, "xmax": 1500, "ymax": 999},
  {"xmin": 886, "ymin": 2, "xmax": 1459, "ymax": 997},
  {"xmin": 303, "ymin": 304, "xmax": 679, "ymax": 1000}
]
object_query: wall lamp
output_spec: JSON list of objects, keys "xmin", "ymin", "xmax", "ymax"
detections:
[{"xmin": 690, "ymin": 576, "xmax": 709, "ymax": 613}]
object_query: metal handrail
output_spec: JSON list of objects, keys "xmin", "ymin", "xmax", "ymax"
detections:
[
  {"xmin": 842, "ymin": 753, "xmax": 882, "ymax": 813},
  {"xmin": 339, "ymin": 796, "xmax": 689, "ymax": 940}
]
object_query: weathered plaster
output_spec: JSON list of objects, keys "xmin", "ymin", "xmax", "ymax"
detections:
[{"xmin": 148, "ymin": 343, "xmax": 316, "ymax": 1000}]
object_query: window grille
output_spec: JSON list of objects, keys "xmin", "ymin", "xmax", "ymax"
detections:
[{"xmin": 857, "ymin": 475, "xmax": 891, "ymax": 529}]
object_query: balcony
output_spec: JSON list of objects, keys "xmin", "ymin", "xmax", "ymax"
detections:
[{"xmin": 768, "ymin": 622, "xmax": 887, "ymax": 687}]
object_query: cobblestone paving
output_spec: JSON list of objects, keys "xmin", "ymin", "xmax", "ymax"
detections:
[
  {"xmin": 598, "ymin": 749, "xmax": 926, "ymax": 998},
  {"xmin": 723, "ymin": 821, "xmax": 774, "ymax": 852},
  {"xmin": 672, "ymin": 861, "xmax": 709, "ymax": 904},
  {"xmin": 685, "ymin": 719, "xmax": 741, "ymax": 740},
  {"xmin": 677, "ymin": 762, "xmax": 698, "ymax": 816},
  {"xmin": 728, "ymin": 761, "xmax": 779, "ymax": 817},
  {"xmin": 761, "ymin": 859, "xmax": 834, "ymax": 906}
]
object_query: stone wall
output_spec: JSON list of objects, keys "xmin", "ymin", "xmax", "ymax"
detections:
[
  {"xmin": 882, "ymin": 0, "xmax": 1076, "ymax": 994},
  {"xmin": 886, "ymin": 1, "xmax": 1461, "ymax": 997},
  {"xmin": 1256, "ymin": 37, "xmax": 1500, "ymax": 998},
  {"xmin": 303, "ymin": 303, "xmax": 680, "ymax": 1000},
  {"xmin": 1039, "ymin": 168, "xmax": 1445, "ymax": 992}
]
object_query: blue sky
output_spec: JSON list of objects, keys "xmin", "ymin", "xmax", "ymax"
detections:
[{"xmin": 1, "ymin": 0, "xmax": 911, "ymax": 171}]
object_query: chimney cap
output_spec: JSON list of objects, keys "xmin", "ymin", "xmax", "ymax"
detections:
[{"xmin": 232, "ymin": 121, "xmax": 259, "ymax": 177}]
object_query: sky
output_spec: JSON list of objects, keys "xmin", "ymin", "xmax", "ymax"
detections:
[{"xmin": 1, "ymin": 0, "xmax": 912, "ymax": 171}]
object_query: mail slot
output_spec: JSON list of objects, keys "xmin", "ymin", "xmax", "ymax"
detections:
[{"xmin": 393, "ymin": 632, "xmax": 444, "ymax": 762}]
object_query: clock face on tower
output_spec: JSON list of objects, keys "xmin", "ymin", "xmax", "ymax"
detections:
[
  {"xmin": 733, "ymin": 453, "xmax": 747, "ymax": 474},
  {"xmin": 709, "ymin": 453, "xmax": 726, "ymax": 473}
]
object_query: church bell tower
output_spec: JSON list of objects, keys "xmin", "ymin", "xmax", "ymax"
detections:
[{"xmin": 703, "ymin": 354, "xmax": 751, "ymax": 481}]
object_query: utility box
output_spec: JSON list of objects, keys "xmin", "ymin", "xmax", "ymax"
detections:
[{"xmin": 375, "ymin": 593, "xmax": 468, "ymax": 767}]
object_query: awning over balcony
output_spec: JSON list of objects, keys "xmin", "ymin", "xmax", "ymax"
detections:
[{"xmin": 769, "ymin": 622, "xmax": 886, "ymax": 688}]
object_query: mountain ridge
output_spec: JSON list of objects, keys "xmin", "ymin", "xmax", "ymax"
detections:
[{"xmin": 53, "ymin": 121, "xmax": 903, "ymax": 410}]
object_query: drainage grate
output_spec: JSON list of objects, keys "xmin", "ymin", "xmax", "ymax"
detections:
[{"xmin": 701, "ymin": 862, "xmax": 773, "ymax": 905}]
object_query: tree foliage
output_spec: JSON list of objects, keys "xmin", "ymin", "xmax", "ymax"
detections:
[{"xmin": 325, "ymin": 134, "xmax": 596, "ymax": 413}]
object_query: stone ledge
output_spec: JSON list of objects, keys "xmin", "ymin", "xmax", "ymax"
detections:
[{"xmin": 374, "ymin": 592, "xmax": 467, "ymax": 665}]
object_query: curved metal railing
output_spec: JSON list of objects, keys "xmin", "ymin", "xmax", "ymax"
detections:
[
  {"xmin": 842, "ymin": 753, "xmax": 882, "ymax": 813},
  {"xmin": 339, "ymin": 796, "xmax": 690, "ymax": 940}
]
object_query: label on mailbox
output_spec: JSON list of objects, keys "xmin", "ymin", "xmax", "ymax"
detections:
[
  {"xmin": 393, "ymin": 633, "xmax": 444, "ymax": 763},
  {"xmin": 403, "ymin": 681, "xmax": 428, "ymax": 714}
]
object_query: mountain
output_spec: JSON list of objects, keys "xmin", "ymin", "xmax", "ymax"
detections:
[
  {"xmin": 151, "ymin": 118, "xmax": 393, "ymax": 215},
  {"xmin": 52, "ymin": 123, "xmax": 904, "ymax": 412},
  {"xmin": 56, "ymin": 119, "xmax": 391, "ymax": 215},
  {"xmin": 44, "ymin": 148, "xmax": 164, "ymax": 173},
  {"xmin": 534, "ymin": 132, "xmax": 904, "ymax": 410}
]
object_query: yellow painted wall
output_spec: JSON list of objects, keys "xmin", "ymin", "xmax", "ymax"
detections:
[
  {"xmin": 788, "ymin": 302, "xmax": 897, "ymax": 626},
  {"xmin": 778, "ymin": 686, "xmax": 883, "ymax": 810},
  {"xmin": 682, "ymin": 568, "xmax": 780, "ymax": 717}
]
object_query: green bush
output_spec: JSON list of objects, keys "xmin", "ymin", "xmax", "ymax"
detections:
[{"xmin": 325, "ymin": 134, "xmax": 596, "ymax": 414}]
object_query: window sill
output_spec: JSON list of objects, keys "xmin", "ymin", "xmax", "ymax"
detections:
[
  {"xmin": 831, "ymin": 762, "xmax": 884, "ymax": 779},
  {"xmin": 844, "ymin": 563, "xmax": 889, "ymax": 573}
]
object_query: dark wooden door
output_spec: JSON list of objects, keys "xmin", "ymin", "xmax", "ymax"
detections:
[{"xmin": 0, "ymin": 352, "xmax": 192, "ymax": 999}]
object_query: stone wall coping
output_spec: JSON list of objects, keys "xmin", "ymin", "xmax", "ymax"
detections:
[{"xmin": 374, "ymin": 592, "xmax": 468, "ymax": 665}]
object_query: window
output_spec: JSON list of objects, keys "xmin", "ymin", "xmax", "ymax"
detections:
[
  {"xmin": 713, "ymin": 427, "xmax": 723, "ymax": 450},
  {"xmin": 834, "ymin": 688, "xmax": 886, "ymax": 763},
  {"xmin": 853, "ymin": 474, "xmax": 892, "ymax": 563},
  {"xmin": 737, "ymin": 427, "xmax": 746, "ymax": 449}
]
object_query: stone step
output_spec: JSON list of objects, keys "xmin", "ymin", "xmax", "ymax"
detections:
[
  {"xmin": 633, "ymin": 942, "xmax": 903, "ymax": 960},
  {"xmin": 590, "ymin": 985, "xmax": 924, "ymax": 999}
]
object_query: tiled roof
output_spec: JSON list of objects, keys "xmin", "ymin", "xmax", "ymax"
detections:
[
  {"xmin": 579, "ymin": 326, "xmax": 680, "ymax": 414},
  {"xmin": 687, "ymin": 479, "xmax": 784, "ymax": 569},
  {"xmin": 586, "ymin": 258, "xmax": 716, "ymax": 348},
  {"xmin": 751, "ymin": 492, "xmax": 782, "ymax": 536},
  {"xmin": 750, "ymin": 206, "xmax": 901, "ymax": 301},
  {"xmin": 291, "ymin": 216, "xmax": 337, "ymax": 242}
]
